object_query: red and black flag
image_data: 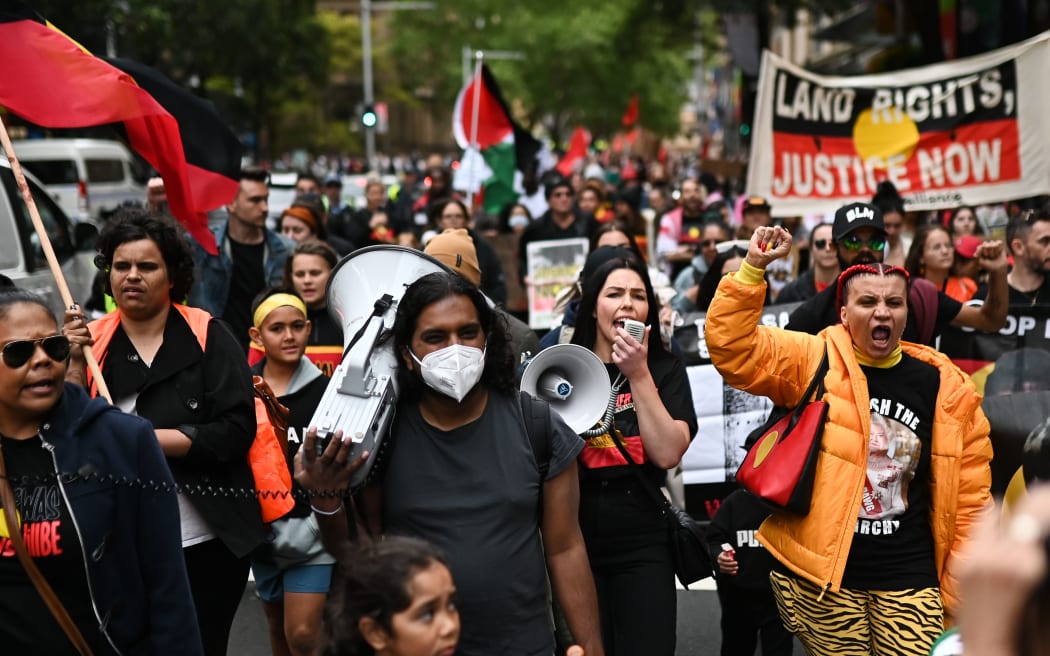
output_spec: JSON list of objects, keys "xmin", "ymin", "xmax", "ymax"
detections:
[{"xmin": 0, "ymin": 1, "xmax": 242, "ymax": 253}]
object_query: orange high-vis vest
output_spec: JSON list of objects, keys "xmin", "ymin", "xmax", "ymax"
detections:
[{"xmin": 87, "ymin": 305, "xmax": 294, "ymax": 523}]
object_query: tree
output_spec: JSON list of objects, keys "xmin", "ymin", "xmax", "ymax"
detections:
[{"xmin": 387, "ymin": 0, "xmax": 696, "ymax": 143}]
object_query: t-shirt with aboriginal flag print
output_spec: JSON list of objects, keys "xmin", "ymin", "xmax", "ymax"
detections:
[
  {"xmin": 0, "ymin": 434, "xmax": 110, "ymax": 654},
  {"xmin": 578, "ymin": 357, "xmax": 698, "ymax": 486}
]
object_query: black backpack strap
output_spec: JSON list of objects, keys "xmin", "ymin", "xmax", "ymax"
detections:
[{"xmin": 519, "ymin": 390, "xmax": 552, "ymax": 479}]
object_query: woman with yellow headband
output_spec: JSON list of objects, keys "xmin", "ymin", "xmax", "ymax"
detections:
[
  {"xmin": 61, "ymin": 207, "xmax": 263, "ymax": 655},
  {"xmin": 248, "ymin": 287, "xmax": 333, "ymax": 656}
]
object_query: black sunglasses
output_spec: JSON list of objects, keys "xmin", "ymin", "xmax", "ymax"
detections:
[
  {"xmin": 2, "ymin": 335, "xmax": 71, "ymax": 369},
  {"xmin": 699, "ymin": 239, "xmax": 724, "ymax": 248},
  {"xmin": 812, "ymin": 239, "xmax": 833, "ymax": 250}
]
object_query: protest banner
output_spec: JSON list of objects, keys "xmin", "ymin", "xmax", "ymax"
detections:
[
  {"xmin": 526, "ymin": 238, "xmax": 588, "ymax": 330},
  {"xmin": 747, "ymin": 32, "xmax": 1050, "ymax": 217}
]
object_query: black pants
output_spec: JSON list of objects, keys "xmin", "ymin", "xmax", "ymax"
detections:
[
  {"xmin": 184, "ymin": 538, "xmax": 251, "ymax": 656},
  {"xmin": 717, "ymin": 583, "xmax": 794, "ymax": 656},
  {"xmin": 580, "ymin": 477, "xmax": 676, "ymax": 656}
]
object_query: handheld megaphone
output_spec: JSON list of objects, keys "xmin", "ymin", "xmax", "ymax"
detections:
[
  {"xmin": 309, "ymin": 245, "xmax": 450, "ymax": 490},
  {"xmin": 520, "ymin": 344, "xmax": 612, "ymax": 434}
]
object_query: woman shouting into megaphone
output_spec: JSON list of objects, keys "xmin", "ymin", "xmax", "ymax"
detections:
[{"xmin": 567, "ymin": 251, "xmax": 698, "ymax": 655}]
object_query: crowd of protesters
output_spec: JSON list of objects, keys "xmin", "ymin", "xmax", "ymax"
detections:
[{"xmin": 4, "ymin": 144, "xmax": 1050, "ymax": 656}]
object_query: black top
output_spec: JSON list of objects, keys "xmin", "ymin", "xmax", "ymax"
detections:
[
  {"xmin": 785, "ymin": 283, "xmax": 961, "ymax": 345},
  {"xmin": 224, "ymin": 237, "xmax": 266, "ymax": 351},
  {"xmin": 705, "ymin": 489, "xmax": 777, "ymax": 591},
  {"xmin": 0, "ymin": 435, "xmax": 110, "ymax": 654},
  {"xmin": 841, "ymin": 354, "xmax": 940, "ymax": 590},
  {"xmin": 517, "ymin": 209, "xmax": 600, "ymax": 283},
  {"xmin": 975, "ymin": 276, "xmax": 1050, "ymax": 308}
]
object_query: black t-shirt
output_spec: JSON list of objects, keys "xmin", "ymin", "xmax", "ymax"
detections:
[
  {"xmin": 224, "ymin": 237, "xmax": 266, "ymax": 351},
  {"xmin": 785, "ymin": 283, "xmax": 961, "ymax": 345},
  {"xmin": 0, "ymin": 435, "xmax": 110, "ymax": 654},
  {"xmin": 307, "ymin": 307, "xmax": 343, "ymax": 347},
  {"xmin": 578, "ymin": 357, "xmax": 699, "ymax": 485},
  {"xmin": 841, "ymin": 354, "xmax": 940, "ymax": 590},
  {"xmin": 974, "ymin": 276, "xmax": 1050, "ymax": 308},
  {"xmin": 282, "ymin": 373, "xmax": 328, "ymax": 517},
  {"xmin": 382, "ymin": 392, "xmax": 583, "ymax": 656}
]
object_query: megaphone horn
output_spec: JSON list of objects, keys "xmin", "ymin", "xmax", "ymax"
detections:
[{"xmin": 520, "ymin": 344, "xmax": 612, "ymax": 435}]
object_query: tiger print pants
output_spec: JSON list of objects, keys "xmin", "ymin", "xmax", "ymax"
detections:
[{"xmin": 769, "ymin": 570, "xmax": 943, "ymax": 655}]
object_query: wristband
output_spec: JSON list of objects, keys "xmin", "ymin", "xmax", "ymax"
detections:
[{"xmin": 310, "ymin": 500, "xmax": 344, "ymax": 516}]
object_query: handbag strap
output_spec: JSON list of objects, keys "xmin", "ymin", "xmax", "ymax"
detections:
[
  {"xmin": 0, "ymin": 442, "xmax": 94, "ymax": 655},
  {"xmin": 606, "ymin": 424, "xmax": 675, "ymax": 516},
  {"xmin": 801, "ymin": 346, "xmax": 830, "ymax": 404}
]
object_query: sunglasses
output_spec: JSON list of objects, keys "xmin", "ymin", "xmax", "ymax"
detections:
[
  {"xmin": 2, "ymin": 335, "xmax": 71, "ymax": 369},
  {"xmin": 841, "ymin": 234, "xmax": 886, "ymax": 252},
  {"xmin": 715, "ymin": 239, "xmax": 751, "ymax": 255},
  {"xmin": 812, "ymin": 239, "xmax": 834, "ymax": 250},
  {"xmin": 699, "ymin": 239, "xmax": 724, "ymax": 249}
]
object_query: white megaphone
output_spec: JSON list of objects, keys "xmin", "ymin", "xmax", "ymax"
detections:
[
  {"xmin": 309, "ymin": 245, "xmax": 450, "ymax": 491},
  {"xmin": 520, "ymin": 344, "xmax": 612, "ymax": 435}
]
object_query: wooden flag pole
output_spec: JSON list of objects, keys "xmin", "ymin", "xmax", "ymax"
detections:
[{"xmin": 0, "ymin": 120, "xmax": 112, "ymax": 402}]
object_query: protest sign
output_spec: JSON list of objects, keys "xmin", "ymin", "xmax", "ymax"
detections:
[
  {"xmin": 526, "ymin": 238, "xmax": 588, "ymax": 330},
  {"xmin": 747, "ymin": 33, "xmax": 1050, "ymax": 216}
]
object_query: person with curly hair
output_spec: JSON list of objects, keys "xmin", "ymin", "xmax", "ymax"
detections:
[
  {"xmin": 297, "ymin": 271, "xmax": 605, "ymax": 656},
  {"xmin": 62, "ymin": 207, "xmax": 263, "ymax": 655}
]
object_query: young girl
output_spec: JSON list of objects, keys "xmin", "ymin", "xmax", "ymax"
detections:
[
  {"xmin": 322, "ymin": 537, "xmax": 460, "ymax": 656},
  {"xmin": 284, "ymin": 239, "xmax": 344, "ymax": 376},
  {"xmin": 248, "ymin": 288, "xmax": 334, "ymax": 656}
]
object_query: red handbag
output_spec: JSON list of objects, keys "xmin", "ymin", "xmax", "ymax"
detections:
[{"xmin": 736, "ymin": 348, "xmax": 829, "ymax": 515}]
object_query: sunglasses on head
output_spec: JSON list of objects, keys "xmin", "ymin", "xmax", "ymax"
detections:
[
  {"xmin": 841, "ymin": 234, "xmax": 886, "ymax": 252},
  {"xmin": 2, "ymin": 335, "xmax": 71, "ymax": 369},
  {"xmin": 812, "ymin": 239, "xmax": 833, "ymax": 250}
]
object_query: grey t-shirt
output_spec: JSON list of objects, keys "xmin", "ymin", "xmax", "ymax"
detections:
[{"xmin": 383, "ymin": 391, "xmax": 583, "ymax": 656}]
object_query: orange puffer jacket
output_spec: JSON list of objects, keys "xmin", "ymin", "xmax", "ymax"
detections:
[{"xmin": 705, "ymin": 272, "xmax": 992, "ymax": 616}]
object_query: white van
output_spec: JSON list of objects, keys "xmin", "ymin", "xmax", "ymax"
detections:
[
  {"xmin": 11, "ymin": 139, "xmax": 146, "ymax": 222},
  {"xmin": 0, "ymin": 156, "xmax": 98, "ymax": 317}
]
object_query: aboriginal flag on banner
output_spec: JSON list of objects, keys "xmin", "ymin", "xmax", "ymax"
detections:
[{"xmin": 0, "ymin": 1, "xmax": 241, "ymax": 253}]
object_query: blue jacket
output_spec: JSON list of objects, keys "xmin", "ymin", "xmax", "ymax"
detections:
[
  {"xmin": 39, "ymin": 383, "xmax": 203, "ymax": 655},
  {"xmin": 187, "ymin": 221, "xmax": 292, "ymax": 317}
]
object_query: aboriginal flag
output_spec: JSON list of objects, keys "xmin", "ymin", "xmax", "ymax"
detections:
[{"xmin": 0, "ymin": 1, "xmax": 242, "ymax": 253}]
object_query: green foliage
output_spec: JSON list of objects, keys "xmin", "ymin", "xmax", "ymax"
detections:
[{"xmin": 388, "ymin": 0, "xmax": 695, "ymax": 141}]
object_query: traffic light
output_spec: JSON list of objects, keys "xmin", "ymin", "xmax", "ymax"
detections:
[
  {"xmin": 739, "ymin": 123, "xmax": 751, "ymax": 137},
  {"xmin": 361, "ymin": 104, "xmax": 378, "ymax": 129}
]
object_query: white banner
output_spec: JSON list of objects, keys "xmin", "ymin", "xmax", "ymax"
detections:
[{"xmin": 747, "ymin": 32, "xmax": 1050, "ymax": 216}]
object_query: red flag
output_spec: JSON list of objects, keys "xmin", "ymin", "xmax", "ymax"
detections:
[
  {"xmin": 556, "ymin": 127, "xmax": 591, "ymax": 177},
  {"xmin": 0, "ymin": 2, "xmax": 236, "ymax": 253},
  {"xmin": 621, "ymin": 94, "xmax": 640, "ymax": 128}
]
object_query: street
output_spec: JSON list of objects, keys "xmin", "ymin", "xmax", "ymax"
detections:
[{"xmin": 227, "ymin": 579, "xmax": 806, "ymax": 655}]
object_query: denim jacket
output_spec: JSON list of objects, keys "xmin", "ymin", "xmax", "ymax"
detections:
[{"xmin": 188, "ymin": 221, "xmax": 292, "ymax": 317}]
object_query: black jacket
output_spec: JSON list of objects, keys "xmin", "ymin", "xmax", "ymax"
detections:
[{"xmin": 102, "ymin": 309, "xmax": 265, "ymax": 558}]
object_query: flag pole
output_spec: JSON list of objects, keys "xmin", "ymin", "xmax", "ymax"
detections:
[
  {"xmin": 0, "ymin": 119, "xmax": 112, "ymax": 402},
  {"xmin": 466, "ymin": 51, "xmax": 484, "ymax": 209}
]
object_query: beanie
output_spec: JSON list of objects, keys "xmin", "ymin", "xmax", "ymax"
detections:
[{"xmin": 424, "ymin": 228, "xmax": 482, "ymax": 287}]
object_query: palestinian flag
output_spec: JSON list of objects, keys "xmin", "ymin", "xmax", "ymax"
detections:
[
  {"xmin": 0, "ymin": 1, "xmax": 242, "ymax": 253},
  {"xmin": 452, "ymin": 64, "xmax": 541, "ymax": 215}
]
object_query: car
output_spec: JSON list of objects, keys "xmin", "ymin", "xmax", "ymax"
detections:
[
  {"xmin": 267, "ymin": 171, "xmax": 299, "ymax": 228},
  {"xmin": 0, "ymin": 155, "xmax": 99, "ymax": 318},
  {"xmin": 11, "ymin": 138, "xmax": 147, "ymax": 222}
]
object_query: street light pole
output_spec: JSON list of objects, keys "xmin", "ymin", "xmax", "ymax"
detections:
[{"xmin": 361, "ymin": 0, "xmax": 375, "ymax": 171}]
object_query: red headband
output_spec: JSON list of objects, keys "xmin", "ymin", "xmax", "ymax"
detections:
[
  {"xmin": 281, "ymin": 206, "xmax": 318, "ymax": 232},
  {"xmin": 836, "ymin": 263, "xmax": 910, "ymax": 308}
]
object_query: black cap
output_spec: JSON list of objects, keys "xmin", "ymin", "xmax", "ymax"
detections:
[
  {"xmin": 833, "ymin": 202, "xmax": 885, "ymax": 242},
  {"xmin": 742, "ymin": 195, "xmax": 772, "ymax": 213}
]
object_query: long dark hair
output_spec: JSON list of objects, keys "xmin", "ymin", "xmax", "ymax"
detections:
[
  {"xmin": 322, "ymin": 537, "xmax": 451, "ymax": 656},
  {"xmin": 695, "ymin": 245, "xmax": 753, "ymax": 312},
  {"xmin": 904, "ymin": 224, "xmax": 952, "ymax": 278},
  {"xmin": 569, "ymin": 254, "xmax": 670, "ymax": 362},
  {"xmin": 390, "ymin": 272, "xmax": 516, "ymax": 401},
  {"xmin": 94, "ymin": 207, "xmax": 195, "ymax": 301}
]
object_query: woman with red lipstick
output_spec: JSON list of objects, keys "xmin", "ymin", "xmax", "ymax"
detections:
[
  {"xmin": 705, "ymin": 225, "xmax": 993, "ymax": 656},
  {"xmin": 282, "ymin": 239, "xmax": 343, "ymax": 377},
  {"xmin": 569, "ymin": 253, "xmax": 698, "ymax": 655},
  {"xmin": 62, "ymin": 208, "xmax": 263, "ymax": 656}
]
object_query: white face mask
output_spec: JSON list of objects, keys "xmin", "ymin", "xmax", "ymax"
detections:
[{"xmin": 409, "ymin": 343, "xmax": 486, "ymax": 402}]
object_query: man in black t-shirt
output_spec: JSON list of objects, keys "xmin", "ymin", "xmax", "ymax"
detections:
[
  {"xmin": 189, "ymin": 167, "xmax": 293, "ymax": 351},
  {"xmin": 975, "ymin": 207, "xmax": 1050, "ymax": 307},
  {"xmin": 786, "ymin": 201, "xmax": 1009, "ymax": 345},
  {"xmin": 517, "ymin": 177, "xmax": 600, "ymax": 284}
]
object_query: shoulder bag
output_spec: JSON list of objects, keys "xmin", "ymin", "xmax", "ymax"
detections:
[{"xmin": 736, "ymin": 346, "xmax": 829, "ymax": 515}]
